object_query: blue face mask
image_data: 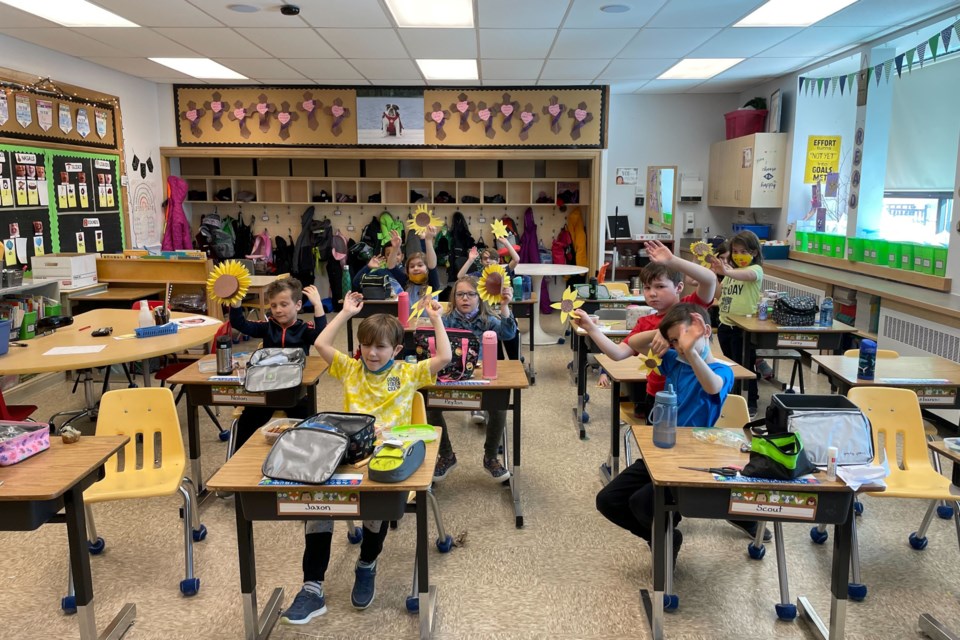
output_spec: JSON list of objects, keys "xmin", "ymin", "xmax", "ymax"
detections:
[
  {"xmin": 458, "ymin": 307, "xmax": 479, "ymax": 320},
  {"xmin": 362, "ymin": 358, "xmax": 395, "ymax": 374}
]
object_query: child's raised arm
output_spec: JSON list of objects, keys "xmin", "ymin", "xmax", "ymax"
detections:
[
  {"xmin": 571, "ymin": 310, "xmax": 635, "ymax": 361},
  {"xmin": 498, "ymin": 237, "xmax": 520, "ymax": 270},
  {"xmin": 674, "ymin": 314, "xmax": 724, "ymax": 394},
  {"xmin": 315, "ymin": 291, "xmax": 362, "ymax": 363},
  {"xmin": 457, "ymin": 246, "xmax": 479, "ymax": 278},
  {"xmin": 709, "ymin": 255, "xmax": 759, "ymax": 282},
  {"xmin": 424, "ymin": 300, "xmax": 452, "ymax": 375},
  {"xmin": 386, "ymin": 230, "xmax": 403, "ymax": 269},
  {"xmin": 645, "ymin": 240, "xmax": 716, "ymax": 302},
  {"xmin": 423, "ymin": 225, "xmax": 438, "ymax": 270}
]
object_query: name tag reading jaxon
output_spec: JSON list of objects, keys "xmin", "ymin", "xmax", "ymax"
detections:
[
  {"xmin": 728, "ymin": 488, "xmax": 818, "ymax": 521},
  {"xmin": 277, "ymin": 489, "xmax": 360, "ymax": 516}
]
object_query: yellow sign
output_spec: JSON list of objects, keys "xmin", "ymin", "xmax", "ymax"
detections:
[{"xmin": 804, "ymin": 135, "xmax": 841, "ymax": 184}]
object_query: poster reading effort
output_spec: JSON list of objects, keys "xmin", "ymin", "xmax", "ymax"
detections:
[{"xmin": 804, "ymin": 135, "xmax": 841, "ymax": 184}]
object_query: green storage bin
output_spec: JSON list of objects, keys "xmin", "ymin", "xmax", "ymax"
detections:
[
  {"xmin": 831, "ymin": 236, "xmax": 845, "ymax": 259},
  {"xmin": 18, "ymin": 310, "xmax": 37, "ymax": 340},
  {"xmin": 934, "ymin": 247, "xmax": 948, "ymax": 277},
  {"xmin": 872, "ymin": 240, "xmax": 889, "ymax": 266},
  {"xmin": 795, "ymin": 232, "xmax": 808, "ymax": 253},
  {"xmin": 863, "ymin": 239, "xmax": 878, "ymax": 262},
  {"xmin": 820, "ymin": 235, "xmax": 833, "ymax": 257},
  {"xmin": 900, "ymin": 243, "xmax": 914, "ymax": 271},
  {"xmin": 44, "ymin": 303, "xmax": 62, "ymax": 317},
  {"xmin": 847, "ymin": 237, "xmax": 865, "ymax": 262},
  {"xmin": 885, "ymin": 242, "xmax": 902, "ymax": 269},
  {"xmin": 916, "ymin": 245, "xmax": 935, "ymax": 275},
  {"xmin": 810, "ymin": 233, "xmax": 822, "ymax": 254}
]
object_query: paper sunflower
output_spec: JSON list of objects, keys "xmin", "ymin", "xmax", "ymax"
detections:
[
  {"xmin": 407, "ymin": 204, "xmax": 443, "ymax": 236},
  {"xmin": 206, "ymin": 260, "xmax": 251, "ymax": 306},
  {"xmin": 690, "ymin": 241, "xmax": 716, "ymax": 267},
  {"xmin": 638, "ymin": 349, "xmax": 662, "ymax": 375},
  {"xmin": 550, "ymin": 286, "xmax": 584, "ymax": 324},
  {"xmin": 477, "ymin": 263, "xmax": 508, "ymax": 305},
  {"xmin": 408, "ymin": 286, "xmax": 441, "ymax": 324},
  {"xmin": 491, "ymin": 218, "xmax": 509, "ymax": 240}
]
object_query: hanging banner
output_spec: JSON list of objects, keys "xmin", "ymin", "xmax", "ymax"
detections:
[
  {"xmin": 804, "ymin": 135, "xmax": 841, "ymax": 184},
  {"xmin": 58, "ymin": 103, "xmax": 73, "ymax": 134},
  {"xmin": 15, "ymin": 94, "xmax": 31, "ymax": 128},
  {"xmin": 95, "ymin": 109, "xmax": 107, "ymax": 139},
  {"xmin": 36, "ymin": 99, "xmax": 53, "ymax": 131},
  {"xmin": 0, "ymin": 92, "xmax": 7, "ymax": 126},
  {"xmin": 76, "ymin": 108, "xmax": 90, "ymax": 138}
]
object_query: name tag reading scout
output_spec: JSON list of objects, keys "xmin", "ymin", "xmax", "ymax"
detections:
[{"xmin": 728, "ymin": 489, "xmax": 818, "ymax": 521}]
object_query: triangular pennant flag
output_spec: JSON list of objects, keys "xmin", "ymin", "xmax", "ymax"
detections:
[
  {"xmin": 895, "ymin": 53, "xmax": 905, "ymax": 77},
  {"xmin": 817, "ymin": 78, "xmax": 824, "ymax": 96},
  {"xmin": 942, "ymin": 26, "xmax": 953, "ymax": 52},
  {"xmin": 884, "ymin": 59, "xmax": 893, "ymax": 83},
  {"xmin": 906, "ymin": 48, "xmax": 915, "ymax": 71},
  {"xmin": 954, "ymin": 18, "xmax": 960, "ymax": 45},
  {"xmin": 848, "ymin": 73, "xmax": 856, "ymax": 92},
  {"xmin": 839, "ymin": 74, "xmax": 847, "ymax": 95},
  {"xmin": 831, "ymin": 76, "xmax": 839, "ymax": 96},
  {"xmin": 917, "ymin": 41, "xmax": 927, "ymax": 67},
  {"xmin": 874, "ymin": 63, "xmax": 882, "ymax": 86},
  {"xmin": 798, "ymin": 77, "xmax": 805, "ymax": 94},
  {"xmin": 928, "ymin": 35, "xmax": 939, "ymax": 60}
]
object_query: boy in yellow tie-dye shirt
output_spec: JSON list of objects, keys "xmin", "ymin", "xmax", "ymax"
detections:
[{"xmin": 278, "ymin": 291, "xmax": 451, "ymax": 626}]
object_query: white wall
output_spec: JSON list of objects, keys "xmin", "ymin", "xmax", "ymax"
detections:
[
  {"xmin": 0, "ymin": 34, "xmax": 166, "ymax": 248},
  {"xmin": 601, "ymin": 92, "xmax": 740, "ymax": 261}
]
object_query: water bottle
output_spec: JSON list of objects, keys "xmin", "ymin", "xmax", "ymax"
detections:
[
  {"xmin": 137, "ymin": 300, "xmax": 154, "ymax": 328},
  {"xmin": 588, "ymin": 276, "xmax": 598, "ymax": 300},
  {"xmin": 482, "ymin": 330, "xmax": 498, "ymax": 379},
  {"xmin": 650, "ymin": 384, "xmax": 678, "ymax": 449},
  {"xmin": 757, "ymin": 298, "xmax": 768, "ymax": 321},
  {"xmin": 512, "ymin": 276, "xmax": 523, "ymax": 301},
  {"xmin": 819, "ymin": 296, "xmax": 834, "ymax": 327},
  {"xmin": 857, "ymin": 339, "xmax": 877, "ymax": 381},
  {"xmin": 216, "ymin": 336, "xmax": 233, "ymax": 375},
  {"xmin": 397, "ymin": 291, "xmax": 410, "ymax": 327}
]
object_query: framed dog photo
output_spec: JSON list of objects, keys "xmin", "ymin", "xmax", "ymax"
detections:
[{"xmin": 356, "ymin": 90, "xmax": 425, "ymax": 146}]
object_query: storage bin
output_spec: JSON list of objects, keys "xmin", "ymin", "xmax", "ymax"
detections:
[
  {"xmin": 0, "ymin": 319, "xmax": 9, "ymax": 356},
  {"xmin": 885, "ymin": 242, "xmax": 901, "ymax": 269},
  {"xmin": 761, "ymin": 244, "xmax": 789, "ymax": 260},
  {"xmin": 871, "ymin": 240, "xmax": 889, "ymax": 266},
  {"xmin": 18, "ymin": 311, "xmax": 36, "ymax": 340},
  {"xmin": 846, "ymin": 237, "xmax": 865, "ymax": 262},
  {"xmin": 934, "ymin": 247, "xmax": 948, "ymax": 277},
  {"xmin": 916, "ymin": 245, "xmax": 935, "ymax": 275},
  {"xmin": 724, "ymin": 109, "xmax": 768, "ymax": 140},
  {"xmin": 831, "ymin": 236, "xmax": 845, "ymax": 259},
  {"xmin": 899, "ymin": 242, "xmax": 914, "ymax": 271},
  {"xmin": 795, "ymin": 232, "xmax": 808, "ymax": 253},
  {"xmin": 732, "ymin": 223, "xmax": 771, "ymax": 239},
  {"xmin": 43, "ymin": 303, "xmax": 61, "ymax": 317},
  {"xmin": 810, "ymin": 233, "xmax": 822, "ymax": 254},
  {"xmin": 820, "ymin": 235, "xmax": 833, "ymax": 257}
]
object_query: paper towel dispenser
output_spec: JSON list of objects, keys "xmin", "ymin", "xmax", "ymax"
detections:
[{"xmin": 680, "ymin": 177, "xmax": 703, "ymax": 202}]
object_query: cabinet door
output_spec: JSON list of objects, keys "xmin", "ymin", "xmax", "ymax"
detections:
[
  {"xmin": 707, "ymin": 143, "xmax": 722, "ymax": 205},
  {"xmin": 719, "ymin": 141, "xmax": 741, "ymax": 205},
  {"xmin": 746, "ymin": 134, "xmax": 785, "ymax": 208}
]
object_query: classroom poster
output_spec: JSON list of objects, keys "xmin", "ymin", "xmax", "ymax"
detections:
[{"xmin": 804, "ymin": 135, "xmax": 841, "ymax": 184}]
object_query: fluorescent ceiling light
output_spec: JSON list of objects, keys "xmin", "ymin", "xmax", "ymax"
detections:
[
  {"xmin": 0, "ymin": 0, "xmax": 139, "ymax": 27},
  {"xmin": 735, "ymin": 0, "xmax": 858, "ymax": 27},
  {"xmin": 658, "ymin": 58, "xmax": 743, "ymax": 79},
  {"xmin": 150, "ymin": 58, "xmax": 248, "ymax": 80},
  {"xmin": 385, "ymin": 0, "xmax": 473, "ymax": 28},
  {"xmin": 417, "ymin": 59, "xmax": 478, "ymax": 80}
]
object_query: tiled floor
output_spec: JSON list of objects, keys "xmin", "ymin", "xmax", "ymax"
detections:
[{"xmin": 2, "ymin": 313, "xmax": 960, "ymax": 639}]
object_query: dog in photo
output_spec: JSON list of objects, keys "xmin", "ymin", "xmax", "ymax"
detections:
[{"xmin": 382, "ymin": 104, "xmax": 403, "ymax": 137}]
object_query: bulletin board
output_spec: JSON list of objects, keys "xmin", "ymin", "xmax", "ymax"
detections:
[{"xmin": 0, "ymin": 86, "xmax": 118, "ymax": 149}]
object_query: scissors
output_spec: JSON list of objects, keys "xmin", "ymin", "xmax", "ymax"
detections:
[{"xmin": 680, "ymin": 466, "xmax": 740, "ymax": 477}]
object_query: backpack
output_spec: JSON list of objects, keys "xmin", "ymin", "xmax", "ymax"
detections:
[
  {"xmin": 414, "ymin": 327, "xmax": 480, "ymax": 382},
  {"xmin": 233, "ymin": 214, "xmax": 253, "ymax": 258},
  {"xmin": 360, "ymin": 216, "xmax": 381, "ymax": 250},
  {"xmin": 196, "ymin": 213, "xmax": 234, "ymax": 260},
  {"xmin": 449, "ymin": 211, "xmax": 474, "ymax": 281},
  {"xmin": 273, "ymin": 233, "xmax": 293, "ymax": 274},
  {"xmin": 359, "ymin": 272, "xmax": 392, "ymax": 300},
  {"xmin": 314, "ymin": 218, "xmax": 333, "ymax": 262},
  {"xmin": 501, "ymin": 215, "xmax": 519, "ymax": 247},
  {"xmin": 552, "ymin": 228, "xmax": 573, "ymax": 265},
  {"xmin": 434, "ymin": 227, "xmax": 451, "ymax": 268}
]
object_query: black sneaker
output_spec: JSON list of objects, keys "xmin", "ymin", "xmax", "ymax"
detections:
[
  {"xmin": 647, "ymin": 528, "xmax": 683, "ymax": 570},
  {"xmin": 728, "ymin": 520, "xmax": 772, "ymax": 541}
]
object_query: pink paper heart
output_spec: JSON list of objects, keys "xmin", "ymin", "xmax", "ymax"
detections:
[
  {"xmin": 302, "ymin": 100, "xmax": 314, "ymax": 112},
  {"xmin": 278, "ymin": 112, "xmax": 291, "ymax": 125},
  {"xmin": 478, "ymin": 108, "xmax": 490, "ymax": 121},
  {"xmin": 575, "ymin": 108, "xmax": 587, "ymax": 122},
  {"xmin": 456, "ymin": 101, "xmax": 469, "ymax": 113},
  {"xmin": 331, "ymin": 105, "xmax": 344, "ymax": 117},
  {"xmin": 186, "ymin": 109, "xmax": 197, "ymax": 122},
  {"xmin": 520, "ymin": 112, "xmax": 534, "ymax": 125},
  {"xmin": 548, "ymin": 104, "xmax": 561, "ymax": 117},
  {"xmin": 431, "ymin": 111, "xmax": 444, "ymax": 124},
  {"xmin": 500, "ymin": 104, "xmax": 514, "ymax": 117},
  {"xmin": 210, "ymin": 101, "xmax": 222, "ymax": 112},
  {"xmin": 257, "ymin": 103, "xmax": 268, "ymax": 115},
  {"xmin": 233, "ymin": 108, "xmax": 245, "ymax": 119}
]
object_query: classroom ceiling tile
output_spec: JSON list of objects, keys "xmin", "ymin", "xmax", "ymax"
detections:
[
  {"xmin": 155, "ymin": 28, "xmax": 270, "ymax": 58},
  {"xmin": 0, "ymin": 28, "xmax": 129, "ymax": 57},
  {"xmin": 482, "ymin": 79, "xmax": 539, "ymax": 85},
  {"xmin": 253, "ymin": 78, "xmax": 311, "ymax": 85},
  {"xmin": 94, "ymin": 0, "xmax": 220, "ymax": 27},
  {"xmin": 398, "ymin": 28, "xmax": 479, "ymax": 58},
  {"xmin": 234, "ymin": 29, "xmax": 340, "ymax": 59},
  {"xmin": 298, "ymin": 0, "xmax": 393, "ymax": 27},
  {"xmin": 0, "ymin": 5, "xmax": 63, "ymax": 28},
  {"xmin": 317, "ymin": 28, "xmax": 407, "ymax": 58},
  {"xmin": 86, "ymin": 57, "xmax": 192, "ymax": 78},
  {"xmin": 213, "ymin": 58, "xmax": 305, "ymax": 79},
  {"xmin": 690, "ymin": 27, "xmax": 800, "ymax": 58},
  {"xmin": 598, "ymin": 58, "xmax": 679, "ymax": 81},
  {"xmin": 540, "ymin": 58, "xmax": 608, "ymax": 80},
  {"xmin": 368, "ymin": 78, "xmax": 425, "ymax": 85},
  {"xmin": 349, "ymin": 58, "xmax": 421, "ymax": 79},
  {"xmin": 610, "ymin": 80, "xmax": 651, "ymax": 93},
  {"xmin": 817, "ymin": 0, "xmax": 958, "ymax": 27},
  {"xmin": 479, "ymin": 29, "xmax": 557, "ymax": 58},
  {"xmin": 711, "ymin": 56, "xmax": 813, "ymax": 78},
  {"xmin": 690, "ymin": 78, "xmax": 757, "ymax": 93},
  {"xmin": 552, "ymin": 29, "xmax": 638, "ymax": 58},
  {"xmin": 758, "ymin": 26, "xmax": 878, "ymax": 58},
  {"xmin": 71, "ymin": 28, "xmax": 195, "ymax": 58},
  {"xmin": 480, "ymin": 59, "xmax": 545, "ymax": 80},
  {"xmin": 647, "ymin": 0, "xmax": 763, "ymax": 28},
  {"xmin": 565, "ymin": 0, "xmax": 668, "ymax": 28},
  {"xmin": 477, "ymin": 0, "xmax": 568, "ymax": 28},
  {"xmin": 538, "ymin": 79, "xmax": 594, "ymax": 85},
  {"xmin": 618, "ymin": 28, "xmax": 720, "ymax": 58},
  {"xmin": 284, "ymin": 58, "xmax": 368, "ymax": 81},
  {"xmin": 635, "ymin": 79, "xmax": 705, "ymax": 93},
  {"xmin": 183, "ymin": 0, "xmax": 309, "ymax": 27}
]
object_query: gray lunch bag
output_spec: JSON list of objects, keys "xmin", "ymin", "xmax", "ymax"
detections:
[
  {"xmin": 244, "ymin": 347, "xmax": 306, "ymax": 393},
  {"xmin": 261, "ymin": 425, "xmax": 348, "ymax": 485}
]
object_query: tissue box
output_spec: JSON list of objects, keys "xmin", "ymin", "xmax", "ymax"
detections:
[{"xmin": 31, "ymin": 253, "xmax": 99, "ymax": 290}]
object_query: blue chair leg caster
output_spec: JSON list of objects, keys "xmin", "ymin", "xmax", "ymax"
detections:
[
  {"xmin": 347, "ymin": 526, "xmax": 363, "ymax": 544},
  {"xmin": 775, "ymin": 603, "xmax": 797, "ymax": 621},
  {"xmin": 809, "ymin": 526, "xmax": 828, "ymax": 544},
  {"xmin": 192, "ymin": 525, "xmax": 208, "ymax": 542},
  {"xmin": 88, "ymin": 537, "xmax": 105, "ymax": 555},
  {"xmin": 908, "ymin": 532, "xmax": 928, "ymax": 550},
  {"xmin": 180, "ymin": 577, "xmax": 200, "ymax": 596},
  {"xmin": 853, "ymin": 500, "xmax": 863, "ymax": 516},
  {"xmin": 436, "ymin": 535, "xmax": 454, "ymax": 553},
  {"xmin": 406, "ymin": 595, "xmax": 419, "ymax": 613},
  {"xmin": 937, "ymin": 505, "xmax": 954, "ymax": 519},
  {"xmin": 218, "ymin": 430, "xmax": 230, "ymax": 442},
  {"xmin": 581, "ymin": 411, "xmax": 590, "ymax": 424},
  {"xmin": 847, "ymin": 583, "xmax": 867, "ymax": 601},
  {"xmin": 61, "ymin": 595, "xmax": 77, "ymax": 614},
  {"xmin": 663, "ymin": 594, "xmax": 679, "ymax": 611},
  {"xmin": 747, "ymin": 543, "xmax": 766, "ymax": 560}
]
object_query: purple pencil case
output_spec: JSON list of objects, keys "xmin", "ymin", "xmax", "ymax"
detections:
[{"xmin": 0, "ymin": 421, "xmax": 50, "ymax": 466}]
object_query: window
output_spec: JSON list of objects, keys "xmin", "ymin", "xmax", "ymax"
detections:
[{"xmin": 879, "ymin": 192, "xmax": 953, "ymax": 246}]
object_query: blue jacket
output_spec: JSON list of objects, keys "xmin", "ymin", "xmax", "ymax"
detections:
[
  {"xmin": 229, "ymin": 306, "xmax": 327, "ymax": 355},
  {"xmin": 442, "ymin": 308, "xmax": 517, "ymax": 341}
]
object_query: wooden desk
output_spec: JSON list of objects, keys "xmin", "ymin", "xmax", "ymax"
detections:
[
  {"xmin": 635, "ymin": 427, "xmax": 867, "ymax": 640},
  {"xmin": 207, "ymin": 435, "xmax": 439, "ymax": 640},
  {"xmin": 577, "ymin": 294, "xmax": 645, "ymax": 315},
  {"xmin": 167, "ymin": 354, "xmax": 328, "ymax": 498},
  {"xmin": 572, "ymin": 320, "xmax": 630, "ymax": 439},
  {"xmin": 812, "ymin": 355, "xmax": 960, "ymax": 410},
  {"xmin": 422, "ymin": 360, "xmax": 528, "ymax": 528},
  {"xmin": 0, "ymin": 436, "xmax": 134, "ymax": 640},
  {"xmin": 96, "ymin": 256, "xmax": 222, "ymax": 320},
  {"xmin": 596, "ymin": 352, "xmax": 754, "ymax": 484},
  {"xmin": 507, "ymin": 295, "xmax": 537, "ymax": 383},
  {"xmin": 68, "ymin": 285, "xmax": 166, "ymax": 313}
]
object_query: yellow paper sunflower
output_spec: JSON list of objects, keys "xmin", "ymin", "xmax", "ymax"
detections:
[
  {"xmin": 550, "ymin": 286, "xmax": 584, "ymax": 324},
  {"xmin": 477, "ymin": 263, "xmax": 508, "ymax": 305},
  {"xmin": 407, "ymin": 204, "xmax": 443, "ymax": 236},
  {"xmin": 690, "ymin": 241, "xmax": 716, "ymax": 267},
  {"xmin": 408, "ymin": 286, "xmax": 441, "ymax": 325},
  {"xmin": 491, "ymin": 218, "xmax": 509, "ymax": 240},
  {"xmin": 206, "ymin": 260, "xmax": 251, "ymax": 306},
  {"xmin": 638, "ymin": 349, "xmax": 662, "ymax": 375}
]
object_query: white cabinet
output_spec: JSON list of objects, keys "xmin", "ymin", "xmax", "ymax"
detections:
[{"xmin": 707, "ymin": 133, "xmax": 786, "ymax": 208}]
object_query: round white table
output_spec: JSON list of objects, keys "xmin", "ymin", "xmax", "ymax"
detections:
[{"xmin": 514, "ymin": 263, "xmax": 588, "ymax": 345}]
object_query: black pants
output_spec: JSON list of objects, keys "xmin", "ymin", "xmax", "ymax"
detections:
[
  {"xmin": 503, "ymin": 334, "xmax": 520, "ymax": 360},
  {"xmin": 718, "ymin": 323, "xmax": 759, "ymax": 410},
  {"xmin": 596, "ymin": 459, "xmax": 680, "ymax": 543},
  {"xmin": 302, "ymin": 522, "xmax": 389, "ymax": 582},
  {"xmin": 234, "ymin": 396, "xmax": 314, "ymax": 451}
]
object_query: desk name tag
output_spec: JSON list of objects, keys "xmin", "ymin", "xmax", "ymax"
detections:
[
  {"xmin": 776, "ymin": 333, "xmax": 819, "ymax": 348},
  {"xmin": 728, "ymin": 489, "xmax": 817, "ymax": 521},
  {"xmin": 277, "ymin": 490, "xmax": 360, "ymax": 516},
  {"xmin": 427, "ymin": 389, "xmax": 482, "ymax": 410},
  {"xmin": 916, "ymin": 386, "xmax": 957, "ymax": 405},
  {"xmin": 211, "ymin": 385, "xmax": 265, "ymax": 405}
]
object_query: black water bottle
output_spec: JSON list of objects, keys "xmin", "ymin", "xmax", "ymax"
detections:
[{"xmin": 588, "ymin": 276, "xmax": 598, "ymax": 300}]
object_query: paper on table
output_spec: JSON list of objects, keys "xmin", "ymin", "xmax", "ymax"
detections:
[
  {"xmin": 836, "ymin": 463, "xmax": 888, "ymax": 491},
  {"xmin": 44, "ymin": 345, "xmax": 106, "ymax": 355},
  {"xmin": 172, "ymin": 315, "xmax": 219, "ymax": 328}
]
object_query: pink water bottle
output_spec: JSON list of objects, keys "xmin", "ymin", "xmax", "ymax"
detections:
[
  {"xmin": 482, "ymin": 330, "xmax": 498, "ymax": 379},
  {"xmin": 397, "ymin": 291, "xmax": 410, "ymax": 327}
]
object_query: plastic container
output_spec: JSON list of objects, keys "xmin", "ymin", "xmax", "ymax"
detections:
[
  {"xmin": 137, "ymin": 300, "xmax": 154, "ymax": 328},
  {"xmin": 871, "ymin": 240, "xmax": 889, "ymax": 266},
  {"xmin": 482, "ymin": 330, "xmax": 497, "ymax": 379},
  {"xmin": 769, "ymin": 394, "xmax": 860, "ymax": 432},
  {"xmin": 934, "ymin": 247, "xmax": 948, "ymax": 277},
  {"xmin": 810, "ymin": 233, "xmax": 822, "ymax": 255},
  {"xmin": 761, "ymin": 244, "xmax": 789, "ymax": 260},
  {"xmin": 858, "ymin": 339, "xmax": 877, "ymax": 381},
  {"xmin": 18, "ymin": 310, "xmax": 36, "ymax": 340},
  {"xmin": 821, "ymin": 235, "xmax": 834, "ymax": 257},
  {"xmin": 899, "ymin": 243, "xmax": 914, "ymax": 271},
  {"xmin": 795, "ymin": 232, "xmax": 808, "ymax": 253},
  {"xmin": 819, "ymin": 297, "xmax": 834, "ymax": 327},
  {"xmin": 43, "ymin": 303, "xmax": 62, "ymax": 317},
  {"xmin": 916, "ymin": 245, "xmax": 935, "ymax": 275},
  {"xmin": 732, "ymin": 223, "xmax": 771, "ymax": 239},
  {"xmin": 885, "ymin": 242, "xmax": 902, "ymax": 269},
  {"xmin": 651, "ymin": 384, "xmax": 678, "ymax": 449},
  {"xmin": 846, "ymin": 237, "xmax": 865, "ymax": 262},
  {"xmin": 397, "ymin": 291, "xmax": 409, "ymax": 327},
  {"xmin": 830, "ymin": 236, "xmax": 845, "ymax": 259},
  {"xmin": 0, "ymin": 319, "xmax": 10, "ymax": 356},
  {"xmin": 724, "ymin": 109, "xmax": 768, "ymax": 139}
]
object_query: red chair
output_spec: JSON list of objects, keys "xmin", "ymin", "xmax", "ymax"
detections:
[{"xmin": 0, "ymin": 387, "xmax": 36, "ymax": 421}]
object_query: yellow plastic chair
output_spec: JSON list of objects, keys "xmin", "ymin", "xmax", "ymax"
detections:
[
  {"xmin": 65, "ymin": 388, "xmax": 206, "ymax": 607},
  {"xmin": 843, "ymin": 349, "xmax": 900, "ymax": 358},
  {"xmin": 604, "ymin": 281, "xmax": 631, "ymax": 297},
  {"xmin": 716, "ymin": 395, "xmax": 750, "ymax": 429}
]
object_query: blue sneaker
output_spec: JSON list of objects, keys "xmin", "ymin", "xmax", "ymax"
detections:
[
  {"xmin": 280, "ymin": 587, "xmax": 326, "ymax": 625},
  {"xmin": 351, "ymin": 561, "xmax": 377, "ymax": 609}
]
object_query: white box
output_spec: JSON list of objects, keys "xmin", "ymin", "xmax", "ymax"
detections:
[{"xmin": 31, "ymin": 253, "xmax": 99, "ymax": 290}]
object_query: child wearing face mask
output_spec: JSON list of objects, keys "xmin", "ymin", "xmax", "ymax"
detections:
[
  {"xmin": 709, "ymin": 229, "xmax": 764, "ymax": 416},
  {"xmin": 401, "ymin": 225, "xmax": 442, "ymax": 309},
  {"xmin": 457, "ymin": 238, "xmax": 522, "ymax": 362}
]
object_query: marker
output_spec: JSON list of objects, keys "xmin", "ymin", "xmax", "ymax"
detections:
[{"xmin": 78, "ymin": 326, "xmax": 91, "ymax": 331}]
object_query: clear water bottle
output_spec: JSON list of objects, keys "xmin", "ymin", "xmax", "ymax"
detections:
[
  {"xmin": 819, "ymin": 297, "xmax": 834, "ymax": 327},
  {"xmin": 651, "ymin": 384, "xmax": 678, "ymax": 449},
  {"xmin": 857, "ymin": 339, "xmax": 877, "ymax": 381}
]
